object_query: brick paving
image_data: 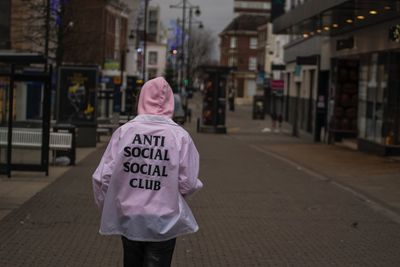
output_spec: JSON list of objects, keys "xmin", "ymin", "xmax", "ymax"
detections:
[
  {"xmin": 226, "ymin": 104, "xmax": 400, "ymax": 216},
  {"xmin": 0, "ymin": 99, "xmax": 400, "ymax": 266}
]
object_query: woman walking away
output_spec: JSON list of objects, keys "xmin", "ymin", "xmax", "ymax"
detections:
[{"xmin": 92, "ymin": 77, "xmax": 203, "ymax": 267}]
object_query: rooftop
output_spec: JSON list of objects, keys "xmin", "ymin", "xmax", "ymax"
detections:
[{"xmin": 221, "ymin": 14, "xmax": 268, "ymax": 34}]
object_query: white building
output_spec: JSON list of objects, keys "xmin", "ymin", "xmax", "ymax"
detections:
[{"xmin": 146, "ymin": 42, "xmax": 167, "ymax": 79}]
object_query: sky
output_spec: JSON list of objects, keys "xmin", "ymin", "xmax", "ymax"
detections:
[{"xmin": 150, "ymin": 0, "xmax": 234, "ymax": 60}]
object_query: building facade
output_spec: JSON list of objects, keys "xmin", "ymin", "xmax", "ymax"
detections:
[
  {"xmin": 121, "ymin": 0, "xmax": 140, "ymax": 78},
  {"xmin": 146, "ymin": 43, "xmax": 167, "ymax": 80},
  {"xmin": 63, "ymin": 0, "xmax": 128, "ymax": 69},
  {"xmin": 257, "ymin": 22, "xmax": 288, "ymax": 115},
  {"xmin": 273, "ymin": 0, "xmax": 400, "ymax": 155},
  {"xmin": 0, "ymin": 0, "xmax": 11, "ymax": 49},
  {"xmin": 62, "ymin": 0, "xmax": 129, "ymax": 117},
  {"xmin": 220, "ymin": 15, "xmax": 268, "ymax": 104}
]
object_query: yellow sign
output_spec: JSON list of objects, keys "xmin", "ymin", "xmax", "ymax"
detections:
[{"xmin": 113, "ymin": 76, "xmax": 121, "ymax": 85}]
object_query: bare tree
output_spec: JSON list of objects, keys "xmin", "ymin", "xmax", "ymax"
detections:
[
  {"xmin": 12, "ymin": 0, "xmax": 61, "ymax": 63},
  {"xmin": 187, "ymin": 27, "xmax": 216, "ymax": 88},
  {"xmin": 11, "ymin": 0, "xmax": 101, "ymax": 67}
]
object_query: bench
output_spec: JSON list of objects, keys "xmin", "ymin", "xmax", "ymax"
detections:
[{"xmin": 0, "ymin": 128, "xmax": 74, "ymax": 164}]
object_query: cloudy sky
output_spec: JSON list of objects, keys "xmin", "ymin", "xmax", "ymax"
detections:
[{"xmin": 151, "ymin": 0, "xmax": 234, "ymax": 60}]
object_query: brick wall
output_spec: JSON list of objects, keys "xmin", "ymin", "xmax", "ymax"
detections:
[
  {"xmin": 220, "ymin": 32, "xmax": 258, "ymax": 72},
  {"xmin": 63, "ymin": 0, "xmax": 106, "ymax": 65},
  {"xmin": 63, "ymin": 1, "xmax": 129, "ymax": 69}
]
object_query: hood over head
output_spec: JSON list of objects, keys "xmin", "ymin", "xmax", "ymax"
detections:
[{"xmin": 137, "ymin": 77, "xmax": 174, "ymax": 118}]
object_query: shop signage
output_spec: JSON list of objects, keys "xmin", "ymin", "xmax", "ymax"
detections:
[
  {"xmin": 271, "ymin": 64, "xmax": 286, "ymax": 71},
  {"xmin": 336, "ymin": 37, "xmax": 354, "ymax": 51},
  {"xmin": 256, "ymin": 71, "xmax": 265, "ymax": 85},
  {"xmin": 389, "ymin": 24, "xmax": 400, "ymax": 42},
  {"xmin": 271, "ymin": 80, "xmax": 284, "ymax": 91},
  {"xmin": 101, "ymin": 76, "xmax": 111, "ymax": 83},
  {"xmin": 296, "ymin": 56, "xmax": 318, "ymax": 66},
  {"xmin": 113, "ymin": 76, "xmax": 122, "ymax": 85},
  {"xmin": 294, "ymin": 65, "xmax": 302, "ymax": 82},
  {"xmin": 104, "ymin": 60, "xmax": 120, "ymax": 70}
]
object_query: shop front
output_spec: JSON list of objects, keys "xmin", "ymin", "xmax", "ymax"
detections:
[
  {"xmin": 330, "ymin": 19, "xmax": 400, "ymax": 155},
  {"xmin": 283, "ymin": 56, "xmax": 324, "ymax": 140},
  {"xmin": 273, "ymin": 0, "xmax": 400, "ymax": 153}
]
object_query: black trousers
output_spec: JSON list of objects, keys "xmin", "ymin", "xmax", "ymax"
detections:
[{"xmin": 121, "ymin": 236, "xmax": 176, "ymax": 267}]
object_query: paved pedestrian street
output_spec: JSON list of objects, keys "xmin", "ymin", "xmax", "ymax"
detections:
[{"xmin": 0, "ymin": 102, "xmax": 400, "ymax": 266}]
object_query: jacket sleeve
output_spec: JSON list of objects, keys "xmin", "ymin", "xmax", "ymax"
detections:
[
  {"xmin": 92, "ymin": 128, "xmax": 120, "ymax": 210},
  {"xmin": 178, "ymin": 134, "xmax": 203, "ymax": 197}
]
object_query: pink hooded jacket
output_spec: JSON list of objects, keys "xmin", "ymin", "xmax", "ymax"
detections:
[{"xmin": 92, "ymin": 77, "xmax": 203, "ymax": 241}]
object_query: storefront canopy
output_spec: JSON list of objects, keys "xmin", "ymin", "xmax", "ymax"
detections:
[{"xmin": 273, "ymin": 0, "xmax": 400, "ymax": 36}]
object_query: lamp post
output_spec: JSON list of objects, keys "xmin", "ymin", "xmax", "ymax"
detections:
[
  {"xmin": 170, "ymin": 1, "xmax": 201, "ymax": 93},
  {"xmin": 186, "ymin": 6, "xmax": 202, "ymax": 91},
  {"xmin": 44, "ymin": 0, "xmax": 51, "ymax": 71},
  {"xmin": 142, "ymin": 0, "xmax": 150, "ymax": 81},
  {"xmin": 170, "ymin": 0, "xmax": 187, "ymax": 92}
]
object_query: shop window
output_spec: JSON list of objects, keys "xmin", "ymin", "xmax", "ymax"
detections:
[
  {"xmin": 330, "ymin": 59, "xmax": 359, "ymax": 136},
  {"xmin": 385, "ymin": 52, "xmax": 400, "ymax": 145},
  {"xmin": 358, "ymin": 53, "xmax": 386, "ymax": 144}
]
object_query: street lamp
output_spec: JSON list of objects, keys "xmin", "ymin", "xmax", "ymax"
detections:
[
  {"xmin": 169, "ymin": 1, "xmax": 202, "ymax": 93},
  {"xmin": 170, "ymin": 1, "xmax": 187, "ymax": 92},
  {"xmin": 186, "ymin": 5, "xmax": 202, "ymax": 91},
  {"xmin": 142, "ymin": 0, "xmax": 150, "ymax": 81},
  {"xmin": 194, "ymin": 7, "xmax": 201, "ymax": 16}
]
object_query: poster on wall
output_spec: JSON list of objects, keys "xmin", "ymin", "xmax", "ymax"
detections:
[{"xmin": 57, "ymin": 66, "xmax": 99, "ymax": 124}]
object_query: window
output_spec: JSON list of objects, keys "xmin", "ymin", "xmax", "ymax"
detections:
[
  {"xmin": 234, "ymin": 1, "xmax": 271, "ymax": 10},
  {"xmin": 249, "ymin": 57, "xmax": 257, "ymax": 71},
  {"xmin": 230, "ymin": 37, "xmax": 237, "ymax": 49},
  {"xmin": 250, "ymin": 37, "xmax": 258, "ymax": 49},
  {"xmin": 228, "ymin": 56, "xmax": 237, "ymax": 67},
  {"xmin": 149, "ymin": 51, "xmax": 158, "ymax": 65}
]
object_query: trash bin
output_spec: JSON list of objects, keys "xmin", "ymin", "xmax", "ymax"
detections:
[
  {"xmin": 75, "ymin": 123, "xmax": 97, "ymax": 148},
  {"xmin": 52, "ymin": 124, "xmax": 76, "ymax": 165},
  {"xmin": 253, "ymin": 96, "xmax": 265, "ymax": 120}
]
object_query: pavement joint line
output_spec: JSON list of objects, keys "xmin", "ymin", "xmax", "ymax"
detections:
[{"xmin": 249, "ymin": 144, "xmax": 400, "ymax": 225}]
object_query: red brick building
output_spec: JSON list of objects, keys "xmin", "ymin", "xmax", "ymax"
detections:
[
  {"xmin": 63, "ymin": 0, "xmax": 128, "ymax": 70},
  {"xmin": 219, "ymin": 15, "xmax": 268, "ymax": 103}
]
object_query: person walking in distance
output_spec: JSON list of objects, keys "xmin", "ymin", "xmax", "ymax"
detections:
[{"xmin": 92, "ymin": 77, "xmax": 203, "ymax": 267}]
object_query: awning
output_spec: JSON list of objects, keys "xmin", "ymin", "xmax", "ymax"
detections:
[{"xmin": 273, "ymin": 0, "xmax": 400, "ymax": 36}]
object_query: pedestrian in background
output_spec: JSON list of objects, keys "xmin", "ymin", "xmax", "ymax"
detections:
[
  {"xmin": 187, "ymin": 107, "xmax": 192, "ymax": 123},
  {"xmin": 271, "ymin": 111, "xmax": 277, "ymax": 131},
  {"xmin": 92, "ymin": 77, "xmax": 203, "ymax": 267}
]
